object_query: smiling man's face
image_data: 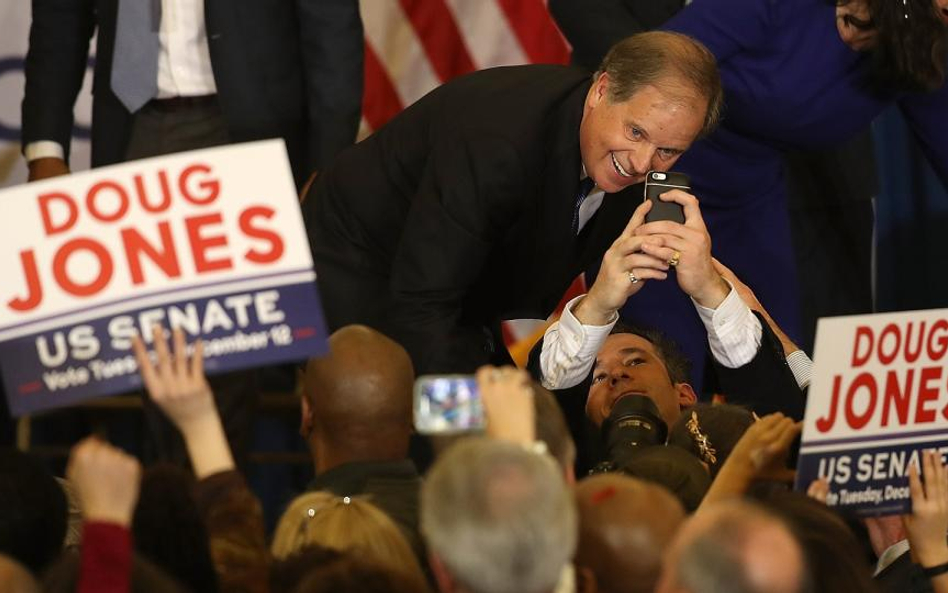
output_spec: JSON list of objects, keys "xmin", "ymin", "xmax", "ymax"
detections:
[
  {"xmin": 579, "ymin": 74, "xmax": 706, "ymax": 193},
  {"xmin": 586, "ymin": 333, "xmax": 697, "ymax": 428}
]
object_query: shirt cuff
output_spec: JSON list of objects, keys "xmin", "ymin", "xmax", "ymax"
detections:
[
  {"xmin": 786, "ymin": 350, "xmax": 813, "ymax": 389},
  {"xmin": 558, "ymin": 294, "xmax": 618, "ymax": 359},
  {"xmin": 539, "ymin": 294, "xmax": 617, "ymax": 390},
  {"xmin": 693, "ymin": 281, "xmax": 762, "ymax": 368},
  {"xmin": 24, "ymin": 141, "xmax": 65, "ymax": 162}
]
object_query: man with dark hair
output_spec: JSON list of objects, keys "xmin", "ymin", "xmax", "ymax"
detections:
[
  {"xmin": 306, "ymin": 31, "xmax": 722, "ymax": 375},
  {"xmin": 300, "ymin": 325, "xmax": 423, "ymax": 559}
]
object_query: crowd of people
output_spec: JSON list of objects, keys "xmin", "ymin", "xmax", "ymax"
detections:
[
  {"xmin": 6, "ymin": 0, "xmax": 948, "ymax": 591},
  {"xmin": 2, "ymin": 319, "xmax": 948, "ymax": 593}
]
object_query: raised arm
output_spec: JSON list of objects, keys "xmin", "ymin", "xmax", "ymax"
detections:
[{"xmin": 132, "ymin": 327, "xmax": 268, "ymax": 593}]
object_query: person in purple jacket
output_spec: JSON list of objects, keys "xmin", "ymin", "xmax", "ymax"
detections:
[{"xmin": 618, "ymin": 0, "xmax": 948, "ymax": 389}]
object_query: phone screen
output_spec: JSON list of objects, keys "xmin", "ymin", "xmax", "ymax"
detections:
[{"xmin": 413, "ymin": 375, "xmax": 484, "ymax": 434}]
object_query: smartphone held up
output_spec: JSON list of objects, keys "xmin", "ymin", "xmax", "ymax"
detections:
[
  {"xmin": 643, "ymin": 170, "xmax": 689, "ymax": 224},
  {"xmin": 413, "ymin": 374, "xmax": 485, "ymax": 434}
]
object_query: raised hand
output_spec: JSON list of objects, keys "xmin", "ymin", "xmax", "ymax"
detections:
[
  {"xmin": 477, "ymin": 365, "xmax": 536, "ymax": 446},
  {"xmin": 903, "ymin": 450, "xmax": 948, "ymax": 570},
  {"xmin": 131, "ymin": 325, "xmax": 215, "ymax": 434},
  {"xmin": 635, "ymin": 189, "xmax": 729, "ymax": 309},
  {"xmin": 131, "ymin": 325, "xmax": 234, "ymax": 478},
  {"xmin": 67, "ymin": 437, "xmax": 141, "ymax": 526},
  {"xmin": 576, "ymin": 199, "xmax": 669, "ymax": 325}
]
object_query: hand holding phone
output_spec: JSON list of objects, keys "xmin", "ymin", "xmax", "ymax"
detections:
[{"xmin": 644, "ymin": 170, "xmax": 689, "ymax": 224}]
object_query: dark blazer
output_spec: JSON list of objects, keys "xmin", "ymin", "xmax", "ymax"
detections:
[
  {"xmin": 526, "ymin": 311, "xmax": 806, "ymax": 475},
  {"xmin": 21, "ymin": 0, "xmax": 363, "ymax": 185},
  {"xmin": 549, "ymin": 0, "xmax": 684, "ymax": 70},
  {"xmin": 305, "ymin": 65, "xmax": 641, "ymax": 374}
]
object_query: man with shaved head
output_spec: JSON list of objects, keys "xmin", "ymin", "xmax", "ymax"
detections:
[
  {"xmin": 574, "ymin": 473, "xmax": 685, "ymax": 593},
  {"xmin": 300, "ymin": 324, "xmax": 422, "ymax": 557},
  {"xmin": 656, "ymin": 499, "xmax": 810, "ymax": 593}
]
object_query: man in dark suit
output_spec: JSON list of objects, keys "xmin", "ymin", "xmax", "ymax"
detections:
[
  {"xmin": 305, "ymin": 31, "xmax": 722, "ymax": 374},
  {"xmin": 21, "ymin": 0, "xmax": 362, "ymax": 188}
]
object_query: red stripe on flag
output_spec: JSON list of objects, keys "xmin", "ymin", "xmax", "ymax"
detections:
[
  {"xmin": 399, "ymin": 0, "xmax": 477, "ymax": 82},
  {"xmin": 362, "ymin": 41, "xmax": 404, "ymax": 131},
  {"xmin": 496, "ymin": 0, "xmax": 571, "ymax": 65}
]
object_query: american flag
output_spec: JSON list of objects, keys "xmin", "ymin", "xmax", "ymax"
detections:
[{"xmin": 359, "ymin": 0, "xmax": 583, "ymax": 364}]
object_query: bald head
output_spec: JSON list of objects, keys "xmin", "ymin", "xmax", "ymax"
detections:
[
  {"xmin": 657, "ymin": 500, "xmax": 808, "ymax": 593},
  {"xmin": 303, "ymin": 325, "xmax": 415, "ymax": 461},
  {"xmin": 0, "ymin": 554, "xmax": 39, "ymax": 593},
  {"xmin": 575, "ymin": 474, "xmax": 685, "ymax": 593}
]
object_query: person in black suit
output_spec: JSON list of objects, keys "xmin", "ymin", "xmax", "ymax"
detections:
[
  {"xmin": 305, "ymin": 31, "xmax": 722, "ymax": 375},
  {"xmin": 21, "ymin": 0, "xmax": 362, "ymax": 188}
]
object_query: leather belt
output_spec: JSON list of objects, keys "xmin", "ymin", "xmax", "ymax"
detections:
[{"xmin": 147, "ymin": 94, "xmax": 218, "ymax": 112}]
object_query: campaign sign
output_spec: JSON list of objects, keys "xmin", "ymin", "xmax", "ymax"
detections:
[
  {"xmin": 795, "ymin": 309, "xmax": 948, "ymax": 517},
  {"xmin": 0, "ymin": 140, "xmax": 328, "ymax": 416}
]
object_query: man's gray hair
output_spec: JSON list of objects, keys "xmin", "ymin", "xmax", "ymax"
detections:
[
  {"xmin": 595, "ymin": 31, "xmax": 723, "ymax": 138},
  {"xmin": 420, "ymin": 438, "xmax": 577, "ymax": 593}
]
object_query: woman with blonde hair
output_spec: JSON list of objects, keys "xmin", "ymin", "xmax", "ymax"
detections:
[{"xmin": 271, "ymin": 492, "xmax": 428, "ymax": 591}]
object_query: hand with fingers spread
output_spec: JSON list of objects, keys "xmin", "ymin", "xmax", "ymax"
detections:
[
  {"xmin": 902, "ymin": 450, "xmax": 948, "ymax": 576},
  {"xmin": 575, "ymin": 200, "xmax": 670, "ymax": 325},
  {"xmin": 132, "ymin": 325, "xmax": 215, "ymax": 433},
  {"xmin": 131, "ymin": 325, "xmax": 234, "ymax": 478},
  {"xmin": 701, "ymin": 413, "xmax": 802, "ymax": 506},
  {"xmin": 67, "ymin": 437, "xmax": 142, "ymax": 526},
  {"xmin": 634, "ymin": 189, "xmax": 730, "ymax": 309},
  {"xmin": 477, "ymin": 365, "xmax": 536, "ymax": 446}
]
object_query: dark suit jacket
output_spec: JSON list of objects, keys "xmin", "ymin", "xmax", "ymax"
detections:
[
  {"xmin": 549, "ymin": 0, "xmax": 684, "ymax": 70},
  {"xmin": 526, "ymin": 311, "xmax": 806, "ymax": 475},
  {"xmin": 875, "ymin": 550, "xmax": 934, "ymax": 593},
  {"xmin": 21, "ymin": 0, "xmax": 363, "ymax": 185},
  {"xmin": 306, "ymin": 65, "xmax": 641, "ymax": 374}
]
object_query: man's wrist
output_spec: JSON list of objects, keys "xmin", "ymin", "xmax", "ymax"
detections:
[
  {"xmin": 572, "ymin": 292, "xmax": 617, "ymax": 326},
  {"xmin": 692, "ymin": 275, "xmax": 730, "ymax": 310}
]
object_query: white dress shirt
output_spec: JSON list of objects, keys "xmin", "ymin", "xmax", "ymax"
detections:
[{"xmin": 25, "ymin": 0, "xmax": 216, "ymax": 163}]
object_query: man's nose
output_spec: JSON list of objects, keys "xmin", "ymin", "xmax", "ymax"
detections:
[
  {"xmin": 608, "ymin": 368, "xmax": 629, "ymax": 386},
  {"xmin": 628, "ymin": 144, "xmax": 656, "ymax": 175}
]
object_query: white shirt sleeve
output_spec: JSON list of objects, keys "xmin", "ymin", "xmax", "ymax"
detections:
[
  {"xmin": 24, "ymin": 141, "xmax": 65, "ymax": 162},
  {"xmin": 538, "ymin": 295, "xmax": 617, "ymax": 390},
  {"xmin": 692, "ymin": 282, "xmax": 763, "ymax": 369},
  {"xmin": 786, "ymin": 350, "xmax": 813, "ymax": 390}
]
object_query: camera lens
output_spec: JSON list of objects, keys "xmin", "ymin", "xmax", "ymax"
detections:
[{"xmin": 601, "ymin": 395, "xmax": 668, "ymax": 468}]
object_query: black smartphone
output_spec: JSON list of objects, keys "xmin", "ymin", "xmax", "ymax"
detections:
[
  {"xmin": 413, "ymin": 375, "xmax": 484, "ymax": 434},
  {"xmin": 644, "ymin": 170, "xmax": 690, "ymax": 224}
]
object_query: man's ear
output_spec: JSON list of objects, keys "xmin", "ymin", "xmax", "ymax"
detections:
[
  {"xmin": 675, "ymin": 382, "xmax": 698, "ymax": 409},
  {"xmin": 299, "ymin": 395, "xmax": 313, "ymax": 438},
  {"xmin": 588, "ymin": 72, "xmax": 609, "ymax": 108}
]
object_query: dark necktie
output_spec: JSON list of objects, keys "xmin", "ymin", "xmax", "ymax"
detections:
[
  {"xmin": 571, "ymin": 177, "xmax": 596, "ymax": 235},
  {"xmin": 111, "ymin": 0, "xmax": 162, "ymax": 113}
]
